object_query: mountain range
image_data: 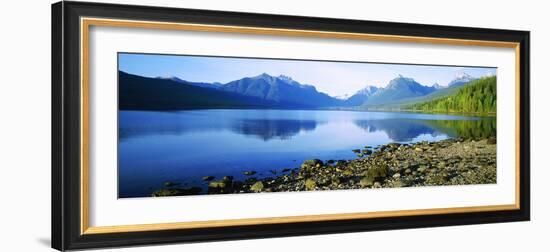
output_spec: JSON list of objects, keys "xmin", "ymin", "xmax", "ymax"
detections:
[
  {"xmin": 219, "ymin": 73, "xmax": 341, "ymax": 107},
  {"xmin": 119, "ymin": 70, "xmax": 481, "ymax": 110}
]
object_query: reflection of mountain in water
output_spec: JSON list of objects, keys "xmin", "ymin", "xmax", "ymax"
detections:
[
  {"xmin": 119, "ymin": 111, "xmax": 496, "ymax": 143},
  {"xmin": 231, "ymin": 119, "xmax": 321, "ymax": 141},
  {"xmin": 119, "ymin": 111, "xmax": 323, "ymax": 141},
  {"xmin": 354, "ymin": 118, "xmax": 496, "ymax": 142},
  {"xmin": 119, "ymin": 111, "xmax": 231, "ymax": 140}
]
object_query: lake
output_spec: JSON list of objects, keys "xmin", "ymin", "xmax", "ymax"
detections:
[{"xmin": 118, "ymin": 109, "xmax": 495, "ymax": 198}]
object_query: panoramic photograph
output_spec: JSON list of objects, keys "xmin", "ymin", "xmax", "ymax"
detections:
[{"xmin": 117, "ymin": 53, "xmax": 497, "ymax": 198}]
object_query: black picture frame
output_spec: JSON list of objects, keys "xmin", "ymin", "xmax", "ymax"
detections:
[{"xmin": 52, "ymin": 1, "xmax": 530, "ymax": 251}]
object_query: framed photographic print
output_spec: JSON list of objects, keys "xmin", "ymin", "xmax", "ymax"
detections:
[{"xmin": 52, "ymin": 1, "xmax": 530, "ymax": 250}]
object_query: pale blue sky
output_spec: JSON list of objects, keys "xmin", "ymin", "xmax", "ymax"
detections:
[{"xmin": 119, "ymin": 53, "xmax": 496, "ymax": 97}]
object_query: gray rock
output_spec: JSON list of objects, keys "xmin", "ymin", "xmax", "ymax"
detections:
[
  {"xmin": 208, "ymin": 181, "xmax": 227, "ymax": 189},
  {"xmin": 305, "ymin": 179, "xmax": 317, "ymax": 190},
  {"xmin": 301, "ymin": 159, "xmax": 324, "ymax": 170},
  {"xmin": 359, "ymin": 177, "xmax": 374, "ymax": 187},
  {"xmin": 250, "ymin": 181, "xmax": 264, "ymax": 192},
  {"xmin": 151, "ymin": 187, "xmax": 201, "ymax": 197},
  {"xmin": 164, "ymin": 181, "xmax": 180, "ymax": 187},
  {"xmin": 202, "ymin": 176, "xmax": 215, "ymax": 181}
]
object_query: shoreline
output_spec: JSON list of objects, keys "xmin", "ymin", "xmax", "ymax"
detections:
[
  {"xmin": 151, "ymin": 136, "xmax": 497, "ymax": 197},
  {"xmin": 120, "ymin": 107, "xmax": 496, "ymax": 118}
]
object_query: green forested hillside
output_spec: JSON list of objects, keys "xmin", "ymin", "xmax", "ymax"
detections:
[{"xmin": 405, "ymin": 76, "xmax": 496, "ymax": 113}]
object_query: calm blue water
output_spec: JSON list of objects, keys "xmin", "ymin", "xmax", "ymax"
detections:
[{"xmin": 118, "ymin": 109, "xmax": 495, "ymax": 197}]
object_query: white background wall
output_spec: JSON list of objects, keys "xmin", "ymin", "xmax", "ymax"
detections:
[{"xmin": 0, "ymin": 0, "xmax": 547, "ymax": 251}]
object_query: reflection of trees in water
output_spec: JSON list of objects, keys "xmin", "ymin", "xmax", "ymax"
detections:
[
  {"xmin": 423, "ymin": 119, "xmax": 496, "ymax": 139},
  {"xmin": 231, "ymin": 119, "xmax": 323, "ymax": 141},
  {"xmin": 354, "ymin": 118, "xmax": 496, "ymax": 142},
  {"xmin": 354, "ymin": 119, "xmax": 442, "ymax": 142}
]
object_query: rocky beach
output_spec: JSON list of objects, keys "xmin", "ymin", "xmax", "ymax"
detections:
[{"xmin": 151, "ymin": 137, "xmax": 497, "ymax": 197}]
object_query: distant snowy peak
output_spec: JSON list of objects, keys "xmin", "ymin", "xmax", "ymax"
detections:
[
  {"xmin": 385, "ymin": 75, "xmax": 425, "ymax": 90},
  {"xmin": 448, "ymin": 72, "xmax": 476, "ymax": 87},
  {"xmin": 251, "ymin": 73, "xmax": 315, "ymax": 90},
  {"xmin": 432, "ymin": 83, "xmax": 444, "ymax": 89},
  {"xmin": 253, "ymin": 73, "xmax": 292, "ymax": 82},
  {"xmin": 340, "ymin": 85, "xmax": 380, "ymax": 106},
  {"xmin": 276, "ymin": 74, "xmax": 294, "ymax": 83},
  {"xmin": 356, "ymin": 85, "xmax": 379, "ymax": 96},
  {"xmin": 334, "ymin": 94, "xmax": 351, "ymax": 100},
  {"xmin": 276, "ymin": 74, "xmax": 308, "ymax": 88},
  {"xmin": 454, "ymin": 72, "xmax": 474, "ymax": 80}
]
